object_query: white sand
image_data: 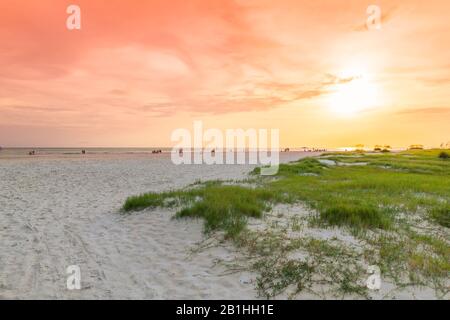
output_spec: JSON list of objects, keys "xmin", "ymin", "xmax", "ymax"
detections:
[{"xmin": 0, "ymin": 152, "xmax": 313, "ymax": 299}]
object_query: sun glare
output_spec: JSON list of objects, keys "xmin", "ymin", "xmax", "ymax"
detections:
[{"xmin": 328, "ymin": 68, "xmax": 379, "ymax": 116}]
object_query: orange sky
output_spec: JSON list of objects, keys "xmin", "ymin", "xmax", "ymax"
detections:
[{"xmin": 0, "ymin": 0, "xmax": 449, "ymax": 148}]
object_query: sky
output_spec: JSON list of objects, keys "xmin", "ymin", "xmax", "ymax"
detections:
[{"xmin": 0, "ymin": 0, "xmax": 449, "ymax": 148}]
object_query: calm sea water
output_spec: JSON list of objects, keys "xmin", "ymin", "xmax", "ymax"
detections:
[
  {"xmin": 0, "ymin": 147, "xmax": 330, "ymax": 160},
  {"xmin": 0, "ymin": 148, "xmax": 173, "ymax": 159}
]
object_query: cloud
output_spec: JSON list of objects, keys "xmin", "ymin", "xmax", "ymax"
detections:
[
  {"xmin": 0, "ymin": 0, "xmax": 265, "ymax": 79},
  {"xmin": 109, "ymin": 89, "xmax": 128, "ymax": 96},
  {"xmin": 420, "ymin": 77, "xmax": 450, "ymax": 86},
  {"xmin": 135, "ymin": 72, "xmax": 356, "ymax": 117},
  {"xmin": 396, "ymin": 107, "xmax": 450, "ymax": 115}
]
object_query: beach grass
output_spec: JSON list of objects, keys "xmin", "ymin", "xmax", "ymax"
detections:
[
  {"xmin": 123, "ymin": 149, "xmax": 450, "ymax": 298},
  {"xmin": 124, "ymin": 182, "xmax": 278, "ymax": 238}
]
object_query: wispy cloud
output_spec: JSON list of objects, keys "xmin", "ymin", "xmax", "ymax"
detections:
[{"xmin": 396, "ymin": 107, "xmax": 450, "ymax": 115}]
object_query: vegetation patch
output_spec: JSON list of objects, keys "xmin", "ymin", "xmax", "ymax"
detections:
[
  {"xmin": 439, "ymin": 151, "xmax": 449, "ymax": 160},
  {"xmin": 123, "ymin": 149, "xmax": 450, "ymax": 298},
  {"xmin": 318, "ymin": 204, "xmax": 391, "ymax": 229},
  {"xmin": 124, "ymin": 182, "xmax": 277, "ymax": 238},
  {"xmin": 430, "ymin": 205, "xmax": 450, "ymax": 228}
]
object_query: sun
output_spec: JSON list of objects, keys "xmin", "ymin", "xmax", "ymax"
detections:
[{"xmin": 328, "ymin": 68, "xmax": 379, "ymax": 116}]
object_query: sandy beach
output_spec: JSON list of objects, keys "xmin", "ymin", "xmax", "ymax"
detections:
[{"xmin": 0, "ymin": 151, "xmax": 312, "ymax": 299}]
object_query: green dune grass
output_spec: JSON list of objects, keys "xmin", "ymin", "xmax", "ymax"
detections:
[{"xmin": 123, "ymin": 149, "xmax": 449, "ymax": 298}]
